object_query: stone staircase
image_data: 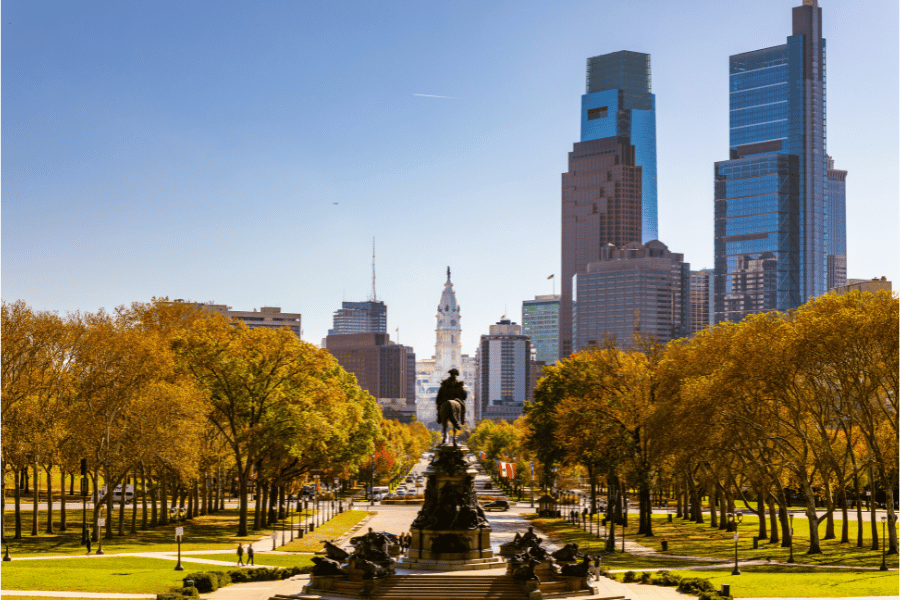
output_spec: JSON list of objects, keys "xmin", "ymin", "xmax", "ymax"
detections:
[{"xmin": 270, "ymin": 574, "xmax": 630, "ymax": 600}]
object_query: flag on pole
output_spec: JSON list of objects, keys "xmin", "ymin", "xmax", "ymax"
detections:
[
  {"xmin": 507, "ymin": 463, "xmax": 516, "ymax": 478},
  {"xmin": 530, "ymin": 463, "xmax": 534, "ymax": 479},
  {"xmin": 480, "ymin": 451, "xmax": 487, "ymax": 461}
]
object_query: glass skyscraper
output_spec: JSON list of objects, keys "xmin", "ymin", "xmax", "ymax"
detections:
[
  {"xmin": 581, "ymin": 50, "xmax": 658, "ymax": 242},
  {"xmin": 522, "ymin": 295, "xmax": 560, "ymax": 365},
  {"xmin": 714, "ymin": 0, "xmax": 845, "ymax": 323}
]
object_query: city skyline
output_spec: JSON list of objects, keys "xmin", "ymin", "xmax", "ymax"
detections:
[{"xmin": 3, "ymin": 0, "xmax": 897, "ymax": 359}]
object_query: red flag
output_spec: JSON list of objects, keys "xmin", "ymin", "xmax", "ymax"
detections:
[
  {"xmin": 508, "ymin": 463, "xmax": 516, "ymax": 478},
  {"xmin": 480, "ymin": 451, "xmax": 486, "ymax": 461}
]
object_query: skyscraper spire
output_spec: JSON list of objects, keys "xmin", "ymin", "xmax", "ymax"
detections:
[{"xmin": 370, "ymin": 237, "xmax": 377, "ymax": 302}]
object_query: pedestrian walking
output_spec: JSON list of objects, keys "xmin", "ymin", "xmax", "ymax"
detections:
[
  {"xmin": 247, "ymin": 544, "xmax": 255, "ymax": 565},
  {"xmin": 236, "ymin": 542, "xmax": 245, "ymax": 566}
]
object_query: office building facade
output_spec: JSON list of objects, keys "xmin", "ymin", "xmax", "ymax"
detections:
[
  {"xmin": 826, "ymin": 155, "xmax": 847, "ymax": 290},
  {"xmin": 328, "ymin": 301, "xmax": 387, "ymax": 336},
  {"xmin": 522, "ymin": 295, "xmax": 560, "ymax": 365},
  {"xmin": 573, "ymin": 241, "xmax": 690, "ymax": 350},
  {"xmin": 475, "ymin": 320, "xmax": 531, "ymax": 423},
  {"xmin": 199, "ymin": 304, "xmax": 302, "ymax": 338},
  {"xmin": 714, "ymin": 0, "xmax": 846, "ymax": 323},
  {"xmin": 689, "ymin": 269, "xmax": 714, "ymax": 336}
]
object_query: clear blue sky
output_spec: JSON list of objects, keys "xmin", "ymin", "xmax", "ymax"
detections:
[{"xmin": 3, "ymin": 0, "xmax": 897, "ymax": 358}]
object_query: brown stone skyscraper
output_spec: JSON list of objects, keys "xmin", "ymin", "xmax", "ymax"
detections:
[{"xmin": 559, "ymin": 136, "xmax": 642, "ymax": 358}]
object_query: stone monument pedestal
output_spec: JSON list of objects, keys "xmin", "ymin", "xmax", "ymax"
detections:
[{"xmin": 396, "ymin": 443, "xmax": 504, "ymax": 571}]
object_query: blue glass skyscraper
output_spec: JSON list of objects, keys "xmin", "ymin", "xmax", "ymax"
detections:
[
  {"xmin": 580, "ymin": 50, "xmax": 658, "ymax": 242},
  {"xmin": 714, "ymin": 0, "xmax": 845, "ymax": 323}
]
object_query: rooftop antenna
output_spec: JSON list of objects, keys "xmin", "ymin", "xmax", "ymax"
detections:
[{"xmin": 370, "ymin": 237, "xmax": 377, "ymax": 302}]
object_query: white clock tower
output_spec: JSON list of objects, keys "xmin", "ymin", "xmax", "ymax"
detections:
[{"xmin": 435, "ymin": 267, "xmax": 462, "ymax": 374}]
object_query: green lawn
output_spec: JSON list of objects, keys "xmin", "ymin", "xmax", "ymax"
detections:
[
  {"xmin": 660, "ymin": 566, "xmax": 899, "ymax": 598},
  {"xmin": 278, "ymin": 510, "xmax": 371, "ymax": 553},
  {"xmin": 189, "ymin": 552, "xmax": 315, "ymax": 568},
  {"xmin": 0, "ymin": 556, "xmax": 192, "ymax": 593},
  {"xmin": 2, "ymin": 508, "xmax": 313, "ymax": 556},
  {"xmin": 528, "ymin": 513, "xmax": 899, "ymax": 570}
]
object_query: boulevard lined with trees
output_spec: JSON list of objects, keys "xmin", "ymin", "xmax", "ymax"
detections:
[
  {"xmin": 473, "ymin": 290, "xmax": 898, "ymax": 558},
  {"xmin": 1, "ymin": 298, "xmax": 431, "ymax": 544}
]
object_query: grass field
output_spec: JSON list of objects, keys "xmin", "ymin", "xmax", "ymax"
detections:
[
  {"xmin": 2, "ymin": 507, "xmax": 318, "ymax": 556},
  {"xmin": 529, "ymin": 513, "xmax": 899, "ymax": 570},
  {"xmin": 660, "ymin": 566, "xmax": 900, "ymax": 598},
  {"xmin": 278, "ymin": 510, "xmax": 371, "ymax": 553},
  {"xmin": 0, "ymin": 556, "xmax": 193, "ymax": 593}
]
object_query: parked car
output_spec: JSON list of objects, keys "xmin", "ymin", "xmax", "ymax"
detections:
[
  {"xmin": 101, "ymin": 484, "xmax": 135, "ymax": 503},
  {"xmin": 482, "ymin": 499, "xmax": 509, "ymax": 511}
]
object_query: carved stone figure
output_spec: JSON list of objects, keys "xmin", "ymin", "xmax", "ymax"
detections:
[
  {"xmin": 559, "ymin": 555, "xmax": 593, "ymax": 578},
  {"xmin": 551, "ymin": 542, "xmax": 583, "ymax": 562},
  {"xmin": 512, "ymin": 557, "xmax": 541, "ymax": 581},
  {"xmin": 311, "ymin": 556, "xmax": 346, "ymax": 577},
  {"xmin": 354, "ymin": 558, "xmax": 388, "ymax": 579},
  {"xmin": 352, "ymin": 528, "xmax": 392, "ymax": 563},
  {"xmin": 323, "ymin": 540, "xmax": 350, "ymax": 562}
]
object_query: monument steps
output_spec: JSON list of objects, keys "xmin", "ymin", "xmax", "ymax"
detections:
[{"xmin": 375, "ymin": 574, "xmax": 530, "ymax": 599}]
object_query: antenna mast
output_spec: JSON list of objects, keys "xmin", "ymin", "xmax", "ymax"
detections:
[{"xmin": 371, "ymin": 237, "xmax": 377, "ymax": 302}]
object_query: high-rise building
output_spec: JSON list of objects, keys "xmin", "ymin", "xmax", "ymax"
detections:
[
  {"xmin": 560, "ymin": 136, "xmax": 643, "ymax": 358},
  {"xmin": 714, "ymin": 0, "xmax": 845, "ymax": 323},
  {"xmin": 325, "ymin": 332, "xmax": 416, "ymax": 423},
  {"xmin": 328, "ymin": 301, "xmax": 387, "ymax": 336},
  {"xmin": 522, "ymin": 295, "xmax": 560, "ymax": 365},
  {"xmin": 689, "ymin": 269, "xmax": 714, "ymax": 336},
  {"xmin": 416, "ymin": 269, "xmax": 475, "ymax": 427},
  {"xmin": 199, "ymin": 304, "xmax": 302, "ymax": 338},
  {"xmin": 826, "ymin": 155, "xmax": 847, "ymax": 290},
  {"xmin": 573, "ymin": 241, "xmax": 690, "ymax": 350},
  {"xmin": 474, "ymin": 320, "xmax": 532, "ymax": 423},
  {"xmin": 583, "ymin": 51, "xmax": 658, "ymax": 242}
]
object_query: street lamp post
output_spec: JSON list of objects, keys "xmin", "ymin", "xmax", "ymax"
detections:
[
  {"xmin": 172, "ymin": 507, "xmax": 184, "ymax": 571},
  {"xmin": 880, "ymin": 516, "xmax": 888, "ymax": 571},
  {"xmin": 289, "ymin": 495, "xmax": 295, "ymax": 542},
  {"xmin": 787, "ymin": 514, "xmax": 795, "ymax": 563},
  {"xmin": 731, "ymin": 513, "xmax": 743, "ymax": 575}
]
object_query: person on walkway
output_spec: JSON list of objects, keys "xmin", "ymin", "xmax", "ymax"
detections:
[
  {"xmin": 247, "ymin": 544, "xmax": 255, "ymax": 565},
  {"xmin": 237, "ymin": 542, "xmax": 245, "ymax": 566}
]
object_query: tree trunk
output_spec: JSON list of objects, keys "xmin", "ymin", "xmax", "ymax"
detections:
[
  {"xmin": 709, "ymin": 483, "xmax": 718, "ymax": 528},
  {"xmin": 261, "ymin": 483, "xmax": 271, "ymax": 528},
  {"xmin": 140, "ymin": 465, "xmax": 148, "ymax": 530},
  {"xmin": 118, "ymin": 470, "xmax": 127, "ymax": 536},
  {"xmin": 852, "ymin": 461, "xmax": 864, "ymax": 547},
  {"xmin": 193, "ymin": 480, "xmax": 200, "ymax": 519},
  {"xmin": 70, "ymin": 473, "xmax": 75, "ymax": 496},
  {"xmin": 279, "ymin": 486, "xmax": 286, "ymax": 520},
  {"xmin": 186, "ymin": 481, "xmax": 194, "ymax": 520},
  {"xmin": 719, "ymin": 484, "xmax": 728, "ymax": 530},
  {"xmin": 59, "ymin": 470, "xmax": 67, "ymax": 532},
  {"xmin": 802, "ymin": 479, "xmax": 823, "ymax": 555},
  {"xmin": 255, "ymin": 482, "xmax": 264, "ymax": 530},
  {"xmin": 159, "ymin": 475, "xmax": 168, "ymax": 527},
  {"xmin": 45, "ymin": 465, "xmax": 54, "ymax": 534},
  {"xmin": 149, "ymin": 472, "xmax": 158, "ymax": 528},
  {"xmin": 31, "ymin": 461, "xmax": 39, "ymax": 536},
  {"xmin": 130, "ymin": 473, "xmax": 138, "ymax": 534},
  {"xmin": 767, "ymin": 494, "xmax": 779, "ymax": 544},
  {"xmin": 91, "ymin": 472, "xmax": 100, "ymax": 542},
  {"xmin": 756, "ymin": 485, "xmax": 767, "ymax": 541},
  {"xmin": 201, "ymin": 472, "xmax": 208, "ymax": 516},
  {"xmin": 13, "ymin": 466, "xmax": 23, "ymax": 539},
  {"xmin": 605, "ymin": 471, "xmax": 618, "ymax": 552},
  {"xmin": 105, "ymin": 466, "xmax": 114, "ymax": 540},
  {"xmin": 869, "ymin": 467, "xmax": 879, "ymax": 551},
  {"xmin": 675, "ymin": 481, "xmax": 683, "ymax": 518},
  {"xmin": 823, "ymin": 480, "xmax": 835, "ymax": 540},
  {"xmin": 238, "ymin": 474, "xmax": 249, "ymax": 537},
  {"xmin": 839, "ymin": 485, "xmax": 849, "ymax": 544}
]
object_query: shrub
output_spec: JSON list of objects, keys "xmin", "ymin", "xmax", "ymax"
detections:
[
  {"xmin": 214, "ymin": 571, "xmax": 230, "ymax": 587},
  {"xmin": 623, "ymin": 570, "xmax": 637, "ymax": 583},
  {"xmin": 640, "ymin": 572, "xmax": 651, "ymax": 584},
  {"xmin": 678, "ymin": 577, "xmax": 716, "ymax": 594},
  {"xmin": 229, "ymin": 569, "xmax": 249, "ymax": 583},
  {"xmin": 183, "ymin": 573, "xmax": 218, "ymax": 593},
  {"xmin": 156, "ymin": 593, "xmax": 182, "ymax": 600},
  {"xmin": 651, "ymin": 570, "xmax": 682, "ymax": 587},
  {"xmin": 181, "ymin": 586, "xmax": 199, "ymax": 598}
]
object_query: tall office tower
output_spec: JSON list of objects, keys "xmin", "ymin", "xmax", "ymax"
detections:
[
  {"xmin": 522, "ymin": 295, "xmax": 560, "ymax": 365},
  {"xmin": 583, "ymin": 51, "xmax": 658, "ymax": 242},
  {"xmin": 826, "ymin": 155, "xmax": 847, "ymax": 290},
  {"xmin": 328, "ymin": 301, "xmax": 387, "ymax": 336},
  {"xmin": 416, "ymin": 269, "xmax": 475, "ymax": 426},
  {"xmin": 689, "ymin": 269, "xmax": 714, "ymax": 336},
  {"xmin": 560, "ymin": 137, "xmax": 643, "ymax": 358},
  {"xmin": 475, "ymin": 320, "xmax": 532, "ymax": 423},
  {"xmin": 573, "ymin": 241, "xmax": 690, "ymax": 350},
  {"xmin": 714, "ymin": 0, "xmax": 844, "ymax": 323}
]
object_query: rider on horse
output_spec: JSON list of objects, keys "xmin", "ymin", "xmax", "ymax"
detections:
[{"xmin": 436, "ymin": 369, "xmax": 467, "ymax": 424}]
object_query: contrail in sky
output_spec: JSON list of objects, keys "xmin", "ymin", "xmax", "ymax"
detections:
[{"xmin": 413, "ymin": 93, "xmax": 460, "ymax": 99}]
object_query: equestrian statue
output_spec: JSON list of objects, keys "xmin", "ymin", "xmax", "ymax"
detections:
[{"xmin": 436, "ymin": 368, "xmax": 467, "ymax": 446}]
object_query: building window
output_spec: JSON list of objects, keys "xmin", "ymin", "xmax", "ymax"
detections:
[{"xmin": 588, "ymin": 107, "xmax": 608, "ymax": 120}]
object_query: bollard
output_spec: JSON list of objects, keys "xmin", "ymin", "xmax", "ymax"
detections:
[
  {"xmin": 722, "ymin": 584, "xmax": 731, "ymax": 596},
  {"xmin": 661, "ymin": 540, "xmax": 669, "ymax": 551},
  {"xmin": 753, "ymin": 536, "xmax": 759, "ymax": 549},
  {"xmin": 184, "ymin": 579, "xmax": 194, "ymax": 589},
  {"xmin": 668, "ymin": 513, "xmax": 673, "ymax": 522}
]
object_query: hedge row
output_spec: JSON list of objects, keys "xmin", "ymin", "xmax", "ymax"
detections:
[
  {"xmin": 155, "ymin": 565, "xmax": 312, "ymax": 599},
  {"xmin": 620, "ymin": 570, "xmax": 732, "ymax": 600}
]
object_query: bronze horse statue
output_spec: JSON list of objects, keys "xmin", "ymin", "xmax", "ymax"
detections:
[{"xmin": 438, "ymin": 398, "xmax": 466, "ymax": 446}]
